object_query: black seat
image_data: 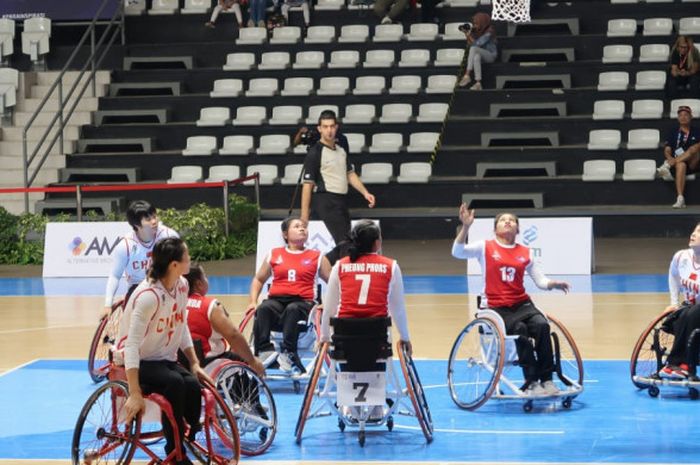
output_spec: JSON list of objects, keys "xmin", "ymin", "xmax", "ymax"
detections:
[{"xmin": 330, "ymin": 317, "xmax": 392, "ymax": 372}]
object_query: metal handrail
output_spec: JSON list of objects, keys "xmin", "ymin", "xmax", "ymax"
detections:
[{"xmin": 22, "ymin": 0, "xmax": 124, "ymax": 212}]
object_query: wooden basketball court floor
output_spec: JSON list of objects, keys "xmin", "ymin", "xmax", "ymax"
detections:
[{"xmin": 0, "ymin": 238, "xmax": 694, "ymax": 465}]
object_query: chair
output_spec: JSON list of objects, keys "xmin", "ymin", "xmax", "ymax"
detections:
[
  {"xmin": 258, "ymin": 52, "xmax": 290, "ymax": 70},
  {"xmin": 338, "ymin": 24, "xmax": 370, "ymax": 43},
  {"xmin": 669, "ymin": 99, "xmax": 700, "ymax": 118},
  {"xmin": 679, "ymin": 17, "xmax": 700, "ymax": 35},
  {"xmin": 306, "ymin": 105, "xmax": 339, "ymax": 124},
  {"xmin": 220, "ymin": 135, "xmax": 255, "ymax": 155},
  {"xmin": 363, "ymin": 49, "xmax": 395, "ymax": 68},
  {"xmin": 368, "ymin": 133, "xmax": 403, "ymax": 153},
  {"xmin": 233, "ymin": 106, "xmax": 267, "ymax": 126},
  {"xmin": 396, "ymin": 162, "xmax": 431, "ymax": 183},
  {"xmin": 21, "ymin": 17, "xmax": 51, "ymax": 62},
  {"xmin": 280, "ymin": 77, "xmax": 314, "ymax": 96},
  {"xmin": 269, "ymin": 106, "xmax": 303, "ymax": 125},
  {"xmin": 407, "ymin": 23, "xmax": 439, "ymax": 41},
  {"xmin": 338, "ymin": 133, "xmax": 364, "ymax": 154},
  {"xmin": 353, "ymin": 76, "xmax": 385, "ymax": 95},
  {"xmin": 399, "ymin": 49, "xmax": 430, "ymax": 68},
  {"xmin": 442, "ymin": 22, "xmax": 464, "ymax": 41},
  {"xmin": 168, "ymin": 165, "xmax": 204, "ymax": 183},
  {"xmin": 125, "ymin": 1, "xmax": 147, "ymax": 14},
  {"xmin": 245, "ymin": 78, "xmax": 278, "ymax": 97},
  {"xmin": 293, "ymin": 51, "xmax": 325, "ymax": 69},
  {"xmin": 597, "ymin": 71, "xmax": 629, "ymax": 91},
  {"xmin": 315, "ymin": 0, "xmax": 345, "ymax": 9},
  {"xmin": 223, "ymin": 53, "xmax": 256, "ymax": 71},
  {"xmin": 245, "ymin": 165, "xmax": 278, "ymax": 185},
  {"xmin": 425, "ymin": 75, "xmax": 457, "ymax": 94},
  {"xmin": 602, "ymin": 45, "xmax": 633, "ymax": 64},
  {"xmin": 417, "ymin": 103, "xmax": 449, "ymax": 122},
  {"xmin": 631, "ymin": 99, "xmax": 664, "ymax": 119},
  {"xmin": 196, "ymin": 107, "xmax": 230, "ymax": 127},
  {"xmin": 210, "ymin": 79, "xmax": 243, "ymax": 98},
  {"xmin": 361, "ymin": 163, "xmax": 393, "ymax": 184},
  {"xmin": 236, "ymin": 27, "xmax": 268, "ymax": 45},
  {"xmin": 639, "ymin": 44, "xmax": 670, "ymax": 63},
  {"xmin": 343, "ymin": 104, "xmax": 376, "ymax": 124},
  {"xmin": 270, "ymin": 26, "xmax": 301, "ymax": 44},
  {"xmin": 206, "ymin": 165, "xmax": 241, "ymax": 182},
  {"xmin": 317, "ymin": 77, "xmax": 350, "ymax": 96},
  {"xmin": 149, "ymin": 0, "xmax": 179, "ymax": 14},
  {"xmin": 388, "ymin": 75, "xmax": 422, "ymax": 95},
  {"xmin": 582, "ymin": 160, "xmax": 616, "ymax": 182},
  {"xmin": 406, "ymin": 132, "xmax": 439, "ymax": 153},
  {"xmin": 0, "ymin": 18, "xmax": 15, "ymax": 62},
  {"xmin": 622, "ymin": 159, "xmax": 656, "ymax": 181},
  {"xmin": 643, "ymin": 18, "xmax": 673, "ymax": 36},
  {"xmin": 607, "ymin": 18, "xmax": 637, "ymax": 37},
  {"xmin": 373, "ymin": 24, "xmax": 404, "ymax": 42},
  {"xmin": 328, "ymin": 50, "xmax": 360, "ymax": 68},
  {"xmin": 627, "ymin": 129, "xmax": 660, "ymax": 150},
  {"xmin": 280, "ymin": 164, "xmax": 304, "ymax": 185},
  {"xmin": 635, "ymin": 71, "xmax": 666, "ymax": 90},
  {"xmin": 182, "ymin": 0, "xmax": 211, "ymax": 14},
  {"xmin": 587, "ymin": 129, "xmax": 622, "ymax": 150},
  {"xmin": 592, "ymin": 100, "xmax": 625, "ymax": 120},
  {"xmin": 434, "ymin": 48, "xmax": 464, "ymax": 67},
  {"xmin": 183, "ymin": 136, "xmax": 218, "ymax": 156},
  {"xmin": 378, "ymin": 103, "xmax": 413, "ymax": 123},
  {"xmin": 257, "ymin": 135, "xmax": 290, "ymax": 155},
  {"xmin": 305, "ymin": 25, "xmax": 336, "ymax": 43},
  {"xmin": 0, "ymin": 68, "xmax": 19, "ymax": 112}
]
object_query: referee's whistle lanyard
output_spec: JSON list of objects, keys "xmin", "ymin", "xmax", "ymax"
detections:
[{"xmin": 677, "ymin": 128, "xmax": 690, "ymax": 150}]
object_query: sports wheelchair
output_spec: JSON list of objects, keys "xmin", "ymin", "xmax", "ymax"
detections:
[
  {"xmin": 447, "ymin": 308, "xmax": 584, "ymax": 412},
  {"xmin": 88, "ymin": 299, "xmax": 125, "ymax": 383},
  {"xmin": 294, "ymin": 317, "xmax": 433, "ymax": 447},
  {"xmin": 630, "ymin": 307, "xmax": 700, "ymax": 399},
  {"xmin": 72, "ymin": 365, "xmax": 240, "ymax": 465}
]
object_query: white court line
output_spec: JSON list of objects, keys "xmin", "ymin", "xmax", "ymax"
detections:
[
  {"xmin": 0, "ymin": 359, "xmax": 39, "ymax": 378},
  {"xmin": 394, "ymin": 424, "xmax": 564, "ymax": 435},
  {"xmin": 0, "ymin": 324, "xmax": 91, "ymax": 335},
  {"xmin": 423, "ymin": 379, "xmax": 598, "ymax": 389}
]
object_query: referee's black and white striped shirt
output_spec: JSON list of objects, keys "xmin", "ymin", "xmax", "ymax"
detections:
[{"xmin": 302, "ymin": 137, "xmax": 353, "ymax": 194}]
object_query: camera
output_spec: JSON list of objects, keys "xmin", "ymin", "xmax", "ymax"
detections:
[
  {"xmin": 299, "ymin": 127, "xmax": 320, "ymax": 146},
  {"xmin": 458, "ymin": 22, "xmax": 472, "ymax": 33}
]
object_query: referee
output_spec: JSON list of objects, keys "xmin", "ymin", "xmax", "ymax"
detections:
[{"xmin": 300, "ymin": 110, "xmax": 375, "ymax": 264}]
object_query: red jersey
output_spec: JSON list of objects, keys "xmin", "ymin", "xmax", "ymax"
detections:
[
  {"xmin": 268, "ymin": 247, "xmax": 321, "ymax": 300},
  {"xmin": 186, "ymin": 293, "xmax": 226, "ymax": 358},
  {"xmin": 483, "ymin": 239, "xmax": 531, "ymax": 307},
  {"xmin": 337, "ymin": 254, "xmax": 395, "ymax": 318}
]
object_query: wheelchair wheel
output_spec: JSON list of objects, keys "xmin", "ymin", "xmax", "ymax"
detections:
[
  {"xmin": 397, "ymin": 342, "xmax": 433, "ymax": 443},
  {"xmin": 238, "ymin": 307, "xmax": 256, "ymax": 346},
  {"xmin": 447, "ymin": 316, "xmax": 505, "ymax": 410},
  {"xmin": 215, "ymin": 362, "xmax": 277, "ymax": 456},
  {"xmin": 71, "ymin": 381, "xmax": 139, "ymax": 465},
  {"xmin": 87, "ymin": 303, "xmax": 122, "ymax": 383},
  {"xmin": 630, "ymin": 309, "xmax": 675, "ymax": 389},
  {"xmin": 547, "ymin": 314, "xmax": 584, "ymax": 388},
  {"xmin": 295, "ymin": 341, "xmax": 328, "ymax": 445},
  {"xmin": 187, "ymin": 381, "xmax": 241, "ymax": 465}
]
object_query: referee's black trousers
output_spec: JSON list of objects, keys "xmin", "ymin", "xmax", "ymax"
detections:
[{"xmin": 312, "ymin": 192, "xmax": 351, "ymax": 264}]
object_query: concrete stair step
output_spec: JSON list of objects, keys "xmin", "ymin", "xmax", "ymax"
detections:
[
  {"xmin": 0, "ymin": 193, "xmax": 45, "ymax": 215},
  {"xmin": 0, "ymin": 140, "xmax": 75, "ymax": 156},
  {"xmin": 0, "ymin": 155, "xmax": 65, "ymax": 169},
  {"xmin": 0, "ymin": 169, "xmax": 58, "ymax": 185},
  {"xmin": 35, "ymin": 70, "xmax": 111, "ymax": 86},
  {"xmin": 1, "ymin": 125, "xmax": 80, "ymax": 142},
  {"xmin": 29, "ymin": 83, "xmax": 108, "ymax": 99},
  {"xmin": 12, "ymin": 110, "xmax": 92, "ymax": 127},
  {"xmin": 17, "ymin": 97, "xmax": 98, "ymax": 112}
]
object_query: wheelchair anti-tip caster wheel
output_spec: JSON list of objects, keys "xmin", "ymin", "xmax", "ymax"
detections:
[
  {"xmin": 648, "ymin": 386, "xmax": 660, "ymax": 398},
  {"xmin": 293, "ymin": 380, "xmax": 301, "ymax": 394},
  {"xmin": 689, "ymin": 387, "xmax": 699, "ymax": 400},
  {"xmin": 358, "ymin": 430, "xmax": 365, "ymax": 447},
  {"xmin": 386, "ymin": 416, "xmax": 394, "ymax": 431},
  {"xmin": 338, "ymin": 419, "xmax": 345, "ymax": 432},
  {"xmin": 523, "ymin": 400, "xmax": 533, "ymax": 412},
  {"xmin": 562, "ymin": 397, "xmax": 572, "ymax": 409}
]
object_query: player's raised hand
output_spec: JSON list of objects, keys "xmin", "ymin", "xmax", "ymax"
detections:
[{"xmin": 459, "ymin": 203, "xmax": 475, "ymax": 227}]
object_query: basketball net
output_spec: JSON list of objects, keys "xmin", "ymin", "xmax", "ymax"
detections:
[{"xmin": 491, "ymin": 0, "xmax": 531, "ymax": 23}]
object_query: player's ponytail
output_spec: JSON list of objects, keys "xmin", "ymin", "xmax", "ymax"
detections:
[
  {"xmin": 149, "ymin": 237, "xmax": 187, "ymax": 282},
  {"xmin": 184, "ymin": 262, "xmax": 205, "ymax": 296},
  {"xmin": 348, "ymin": 220, "xmax": 381, "ymax": 262}
]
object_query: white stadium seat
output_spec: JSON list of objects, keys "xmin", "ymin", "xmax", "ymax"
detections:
[
  {"xmin": 257, "ymin": 135, "xmax": 290, "ymax": 155},
  {"xmin": 196, "ymin": 107, "xmax": 230, "ymax": 127},
  {"xmin": 183, "ymin": 136, "xmax": 217, "ymax": 156},
  {"xmin": 328, "ymin": 50, "xmax": 360, "ymax": 68},
  {"xmin": 0, "ymin": 68, "xmax": 19, "ymax": 112},
  {"xmin": 597, "ymin": 71, "xmax": 629, "ymax": 91},
  {"xmin": 270, "ymin": 26, "xmax": 301, "ymax": 44},
  {"xmin": 0, "ymin": 18, "xmax": 15, "ymax": 61},
  {"xmin": 379, "ymin": 103, "xmax": 413, "ymax": 123},
  {"xmin": 363, "ymin": 49, "xmax": 395, "ymax": 68},
  {"xmin": 345, "ymin": 133, "xmax": 366, "ymax": 153},
  {"xmin": 587, "ymin": 129, "xmax": 622, "ymax": 150},
  {"xmin": 168, "ymin": 165, "xmax": 203, "ymax": 183},
  {"xmin": 417, "ymin": 103, "xmax": 449, "ymax": 122},
  {"xmin": 305, "ymin": 25, "xmax": 336, "ymax": 42},
  {"xmin": 149, "ymin": 0, "xmax": 179, "ymax": 14},
  {"xmin": 407, "ymin": 23, "xmax": 439, "ymax": 41},
  {"xmin": 399, "ymin": 49, "xmax": 430, "ymax": 67},
  {"xmin": 280, "ymin": 164, "xmax": 304, "ymax": 185},
  {"xmin": 425, "ymin": 75, "xmax": 457, "ymax": 93},
  {"xmin": 223, "ymin": 53, "xmax": 255, "ymax": 71},
  {"xmin": 631, "ymin": 99, "xmax": 664, "ymax": 120},
  {"xmin": 125, "ymin": 1, "xmax": 147, "ymax": 14},
  {"xmin": 343, "ymin": 104, "xmax": 376, "ymax": 124},
  {"xmin": 396, "ymin": 162, "xmax": 431, "ymax": 183},
  {"xmin": 210, "ymin": 79, "xmax": 243, "ymax": 98},
  {"xmin": 269, "ymin": 105, "xmax": 303, "ymax": 125},
  {"xmin": 622, "ymin": 159, "xmax": 656, "ymax": 181},
  {"xmin": 407, "ymin": 132, "xmax": 439, "ymax": 153},
  {"xmin": 338, "ymin": 24, "xmax": 369, "ymax": 43},
  {"xmin": 22, "ymin": 17, "xmax": 51, "ymax": 62},
  {"xmin": 361, "ymin": 163, "xmax": 393, "ymax": 184},
  {"xmin": 280, "ymin": 77, "xmax": 314, "ymax": 96},
  {"xmin": 669, "ymin": 99, "xmax": 700, "ymax": 118},
  {"xmin": 643, "ymin": 18, "xmax": 673, "ymax": 36},
  {"xmin": 245, "ymin": 165, "xmax": 278, "ymax": 185},
  {"xmin": 317, "ymin": 77, "xmax": 350, "ymax": 95},
  {"xmin": 679, "ymin": 17, "xmax": 700, "ymax": 35},
  {"xmin": 316, "ymin": 0, "xmax": 345, "ymax": 8},
  {"xmin": 220, "ymin": 135, "xmax": 255, "ymax": 155},
  {"xmin": 233, "ymin": 106, "xmax": 267, "ymax": 126},
  {"xmin": 442, "ymin": 22, "xmax": 465, "ymax": 41},
  {"xmin": 607, "ymin": 18, "xmax": 637, "ymax": 37},
  {"xmin": 258, "ymin": 52, "xmax": 290, "ymax": 70},
  {"xmin": 592, "ymin": 100, "xmax": 625, "ymax": 120},
  {"xmin": 206, "ymin": 165, "xmax": 241, "ymax": 182},
  {"xmin": 602, "ymin": 45, "xmax": 633, "ymax": 64},
  {"xmin": 182, "ymin": 0, "xmax": 210, "ymax": 14},
  {"xmin": 293, "ymin": 51, "xmax": 325, "ymax": 69},
  {"xmin": 389, "ymin": 75, "xmax": 422, "ymax": 95},
  {"xmin": 236, "ymin": 27, "xmax": 267, "ymax": 45},
  {"xmin": 369, "ymin": 133, "xmax": 403, "ymax": 153},
  {"xmin": 434, "ymin": 48, "xmax": 464, "ymax": 67},
  {"xmin": 245, "ymin": 78, "xmax": 278, "ymax": 97},
  {"xmin": 627, "ymin": 129, "xmax": 660, "ymax": 150},
  {"xmin": 639, "ymin": 44, "xmax": 670, "ymax": 63},
  {"xmin": 635, "ymin": 70, "xmax": 666, "ymax": 90},
  {"xmin": 306, "ymin": 105, "xmax": 339, "ymax": 124},
  {"xmin": 353, "ymin": 76, "xmax": 385, "ymax": 95},
  {"xmin": 582, "ymin": 160, "xmax": 616, "ymax": 182},
  {"xmin": 373, "ymin": 24, "xmax": 404, "ymax": 42}
]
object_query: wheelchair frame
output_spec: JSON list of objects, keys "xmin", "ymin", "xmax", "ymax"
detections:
[
  {"xmin": 630, "ymin": 308, "xmax": 700, "ymax": 399},
  {"xmin": 294, "ymin": 340, "xmax": 433, "ymax": 447},
  {"xmin": 87, "ymin": 299, "xmax": 125, "ymax": 383},
  {"xmin": 447, "ymin": 309, "xmax": 584, "ymax": 412}
]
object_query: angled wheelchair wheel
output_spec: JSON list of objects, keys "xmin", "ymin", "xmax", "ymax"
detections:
[
  {"xmin": 447, "ymin": 316, "xmax": 505, "ymax": 410},
  {"xmin": 72, "ymin": 381, "xmax": 139, "ymax": 465},
  {"xmin": 188, "ymin": 381, "xmax": 241, "ymax": 465},
  {"xmin": 397, "ymin": 342, "xmax": 433, "ymax": 443},
  {"xmin": 630, "ymin": 309, "xmax": 676, "ymax": 389},
  {"xmin": 87, "ymin": 303, "xmax": 122, "ymax": 383},
  {"xmin": 295, "ymin": 342, "xmax": 328, "ymax": 445},
  {"xmin": 215, "ymin": 362, "xmax": 277, "ymax": 456},
  {"xmin": 547, "ymin": 314, "xmax": 584, "ymax": 388},
  {"xmin": 238, "ymin": 307, "xmax": 257, "ymax": 347}
]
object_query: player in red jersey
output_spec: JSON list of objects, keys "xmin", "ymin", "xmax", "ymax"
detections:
[
  {"xmin": 248, "ymin": 218, "xmax": 331, "ymax": 373},
  {"xmin": 321, "ymin": 220, "xmax": 411, "ymax": 356},
  {"xmin": 185, "ymin": 263, "xmax": 265, "ymax": 377},
  {"xmin": 451, "ymin": 204, "xmax": 569, "ymax": 396}
]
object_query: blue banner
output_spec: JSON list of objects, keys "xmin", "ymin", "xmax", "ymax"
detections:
[{"xmin": 0, "ymin": 0, "xmax": 120, "ymax": 21}]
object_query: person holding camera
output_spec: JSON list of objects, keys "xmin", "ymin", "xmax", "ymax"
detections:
[
  {"xmin": 300, "ymin": 110, "xmax": 376, "ymax": 265},
  {"xmin": 458, "ymin": 12, "xmax": 497, "ymax": 90}
]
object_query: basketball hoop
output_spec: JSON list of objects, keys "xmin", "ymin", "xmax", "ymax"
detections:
[{"xmin": 491, "ymin": 0, "xmax": 531, "ymax": 23}]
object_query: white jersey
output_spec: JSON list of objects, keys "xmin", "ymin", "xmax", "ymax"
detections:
[
  {"xmin": 114, "ymin": 276, "xmax": 193, "ymax": 370},
  {"xmin": 668, "ymin": 248, "xmax": 700, "ymax": 306},
  {"xmin": 104, "ymin": 222, "xmax": 179, "ymax": 306}
]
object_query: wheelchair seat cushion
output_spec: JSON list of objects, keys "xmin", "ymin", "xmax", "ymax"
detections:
[{"xmin": 330, "ymin": 317, "xmax": 392, "ymax": 371}]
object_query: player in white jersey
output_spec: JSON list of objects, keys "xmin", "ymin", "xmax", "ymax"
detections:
[
  {"xmin": 116, "ymin": 237, "xmax": 208, "ymax": 465},
  {"xmin": 102, "ymin": 200, "xmax": 178, "ymax": 317},
  {"xmin": 659, "ymin": 223, "xmax": 700, "ymax": 380}
]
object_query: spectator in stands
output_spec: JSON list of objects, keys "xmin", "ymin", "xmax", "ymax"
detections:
[
  {"xmin": 419, "ymin": 0, "xmax": 438, "ymax": 24},
  {"xmin": 248, "ymin": 0, "xmax": 268, "ymax": 27},
  {"xmin": 458, "ymin": 12, "xmax": 497, "ymax": 90},
  {"xmin": 278, "ymin": 0, "xmax": 310, "ymax": 28},
  {"xmin": 374, "ymin": 0, "xmax": 409, "ymax": 25},
  {"xmin": 656, "ymin": 106, "xmax": 700, "ymax": 208},
  {"xmin": 666, "ymin": 36, "xmax": 700, "ymax": 100},
  {"xmin": 205, "ymin": 0, "xmax": 244, "ymax": 29}
]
